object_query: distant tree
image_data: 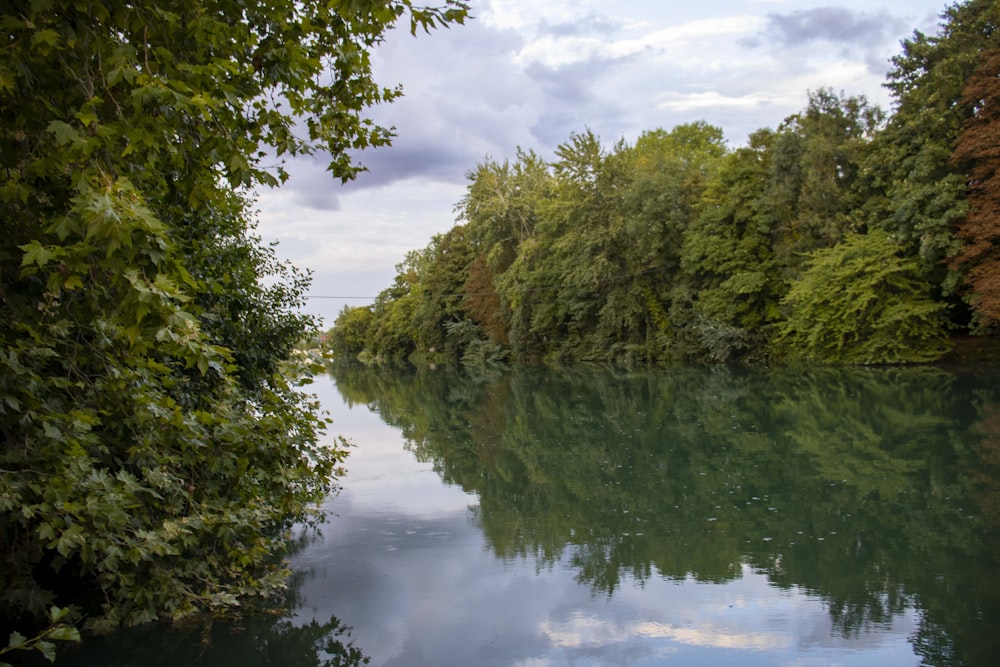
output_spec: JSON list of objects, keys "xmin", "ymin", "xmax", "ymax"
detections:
[
  {"xmin": 330, "ymin": 306, "xmax": 375, "ymax": 360},
  {"xmin": 464, "ymin": 253, "xmax": 508, "ymax": 345},
  {"xmin": 411, "ymin": 225, "xmax": 474, "ymax": 355},
  {"xmin": 457, "ymin": 150, "xmax": 553, "ymax": 353},
  {"xmin": 768, "ymin": 89, "xmax": 885, "ymax": 271},
  {"xmin": 950, "ymin": 48, "xmax": 1000, "ymax": 327}
]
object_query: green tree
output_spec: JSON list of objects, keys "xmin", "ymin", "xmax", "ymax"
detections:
[
  {"xmin": 366, "ymin": 251, "xmax": 422, "ymax": 360},
  {"xmin": 768, "ymin": 89, "xmax": 884, "ymax": 270},
  {"xmin": 607, "ymin": 122, "xmax": 728, "ymax": 362},
  {"xmin": 410, "ymin": 225, "xmax": 475, "ymax": 356},
  {"xmin": 681, "ymin": 129, "xmax": 785, "ymax": 361},
  {"xmin": 457, "ymin": 150, "xmax": 553, "ymax": 350},
  {"xmin": 777, "ymin": 230, "xmax": 952, "ymax": 364},
  {"xmin": 329, "ymin": 305, "xmax": 375, "ymax": 360},
  {"xmin": 680, "ymin": 92, "xmax": 884, "ymax": 362},
  {"xmin": 864, "ymin": 0, "xmax": 999, "ymax": 285},
  {"xmin": 1, "ymin": 0, "xmax": 467, "ymax": 644}
]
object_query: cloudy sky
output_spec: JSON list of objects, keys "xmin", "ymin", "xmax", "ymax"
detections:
[{"xmin": 254, "ymin": 0, "xmax": 948, "ymax": 325}]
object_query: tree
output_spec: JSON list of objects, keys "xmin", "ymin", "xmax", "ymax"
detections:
[
  {"xmin": 329, "ymin": 305, "xmax": 375, "ymax": 360},
  {"xmin": 610, "ymin": 123, "xmax": 727, "ymax": 361},
  {"xmin": 1, "ymin": 0, "xmax": 467, "ymax": 642},
  {"xmin": 681, "ymin": 129, "xmax": 785, "ymax": 362},
  {"xmin": 457, "ymin": 150, "xmax": 553, "ymax": 353},
  {"xmin": 950, "ymin": 48, "xmax": 1000, "ymax": 328},
  {"xmin": 768, "ymin": 89, "xmax": 884, "ymax": 271},
  {"xmin": 679, "ymin": 92, "xmax": 884, "ymax": 363},
  {"xmin": 411, "ymin": 226, "xmax": 474, "ymax": 355},
  {"xmin": 863, "ymin": 0, "xmax": 999, "ymax": 286},
  {"xmin": 777, "ymin": 230, "xmax": 952, "ymax": 364}
]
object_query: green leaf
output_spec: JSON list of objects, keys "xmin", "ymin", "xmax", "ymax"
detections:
[
  {"xmin": 75, "ymin": 109, "xmax": 99, "ymax": 127},
  {"xmin": 19, "ymin": 241, "xmax": 55, "ymax": 268},
  {"xmin": 46, "ymin": 626, "xmax": 80, "ymax": 642},
  {"xmin": 6, "ymin": 632, "xmax": 26, "ymax": 650},
  {"xmin": 37, "ymin": 523, "xmax": 56, "ymax": 542},
  {"xmin": 47, "ymin": 120, "xmax": 80, "ymax": 145},
  {"xmin": 31, "ymin": 28, "xmax": 59, "ymax": 49},
  {"xmin": 35, "ymin": 639, "xmax": 56, "ymax": 663}
]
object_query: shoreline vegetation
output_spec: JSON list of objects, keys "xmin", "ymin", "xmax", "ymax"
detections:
[
  {"xmin": 328, "ymin": 1, "xmax": 1000, "ymax": 369},
  {"xmin": 0, "ymin": 0, "xmax": 469, "ymax": 663}
]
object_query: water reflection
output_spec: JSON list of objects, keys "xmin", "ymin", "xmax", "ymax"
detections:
[
  {"xmin": 57, "ymin": 533, "xmax": 370, "ymax": 667},
  {"xmin": 328, "ymin": 363, "xmax": 1000, "ymax": 666},
  {"xmin": 58, "ymin": 610, "xmax": 368, "ymax": 667}
]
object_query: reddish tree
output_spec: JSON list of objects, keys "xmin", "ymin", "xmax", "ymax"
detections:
[
  {"xmin": 951, "ymin": 48, "xmax": 1000, "ymax": 327},
  {"xmin": 464, "ymin": 254, "xmax": 509, "ymax": 344}
]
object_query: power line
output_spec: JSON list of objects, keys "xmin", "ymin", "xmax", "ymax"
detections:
[{"xmin": 303, "ymin": 264, "xmax": 665, "ymax": 301}]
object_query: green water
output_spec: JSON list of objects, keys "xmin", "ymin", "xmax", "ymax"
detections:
[{"xmin": 61, "ymin": 365, "xmax": 1000, "ymax": 666}]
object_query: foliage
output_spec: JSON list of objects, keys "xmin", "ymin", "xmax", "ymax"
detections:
[
  {"xmin": 863, "ymin": 0, "xmax": 999, "ymax": 281},
  {"xmin": 680, "ymin": 128, "xmax": 784, "ymax": 362},
  {"xmin": 329, "ymin": 306, "xmax": 375, "ymax": 361},
  {"xmin": 777, "ymin": 230, "xmax": 952, "ymax": 364},
  {"xmin": 410, "ymin": 226, "xmax": 474, "ymax": 355},
  {"xmin": 1, "ymin": 0, "xmax": 468, "ymax": 648},
  {"xmin": 365, "ymin": 252, "xmax": 421, "ymax": 361},
  {"xmin": 950, "ymin": 48, "xmax": 1000, "ymax": 327},
  {"xmin": 0, "ymin": 607, "xmax": 79, "ymax": 666}
]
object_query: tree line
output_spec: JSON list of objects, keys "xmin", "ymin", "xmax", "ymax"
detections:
[{"xmin": 331, "ymin": 0, "xmax": 1000, "ymax": 366}]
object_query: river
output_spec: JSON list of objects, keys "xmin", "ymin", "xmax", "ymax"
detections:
[{"xmin": 61, "ymin": 365, "xmax": 1000, "ymax": 666}]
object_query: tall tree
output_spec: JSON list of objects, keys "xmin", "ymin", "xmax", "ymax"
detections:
[
  {"xmin": 681, "ymin": 129, "xmax": 785, "ymax": 362},
  {"xmin": 411, "ymin": 225, "xmax": 474, "ymax": 355},
  {"xmin": 457, "ymin": 150, "xmax": 552, "ymax": 349},
  {"xmin": 768, "ymin": 89, "xmax": 884, "ymax": 271},
  {"xmin": 864, "ymin": 0, "xmax": 999, "ymax": 285},
  {"xmin": 0, "ymin": 0, "xmax": 467, "ymax": 641},
  {"xmin": 614, "ymin": 123, "xmax": 727, "ymax": 361},
  {"xmin": 950, "ymin": 48, "xmax": 1000, "ymax": 327}
]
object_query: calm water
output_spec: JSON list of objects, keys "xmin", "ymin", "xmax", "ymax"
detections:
[{"xmin": 62, "ymin": 365, "xmax": 1000, "ymax": 666}]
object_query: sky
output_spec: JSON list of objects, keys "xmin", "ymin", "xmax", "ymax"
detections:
[{"xmin": 253, "ymin": 0, "xmax": 950, "ymax": 326}]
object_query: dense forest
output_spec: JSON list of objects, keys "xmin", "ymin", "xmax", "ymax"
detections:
[{"xmin": 330, "ymin": 0, "xmax": 1000, "ymax": 366}]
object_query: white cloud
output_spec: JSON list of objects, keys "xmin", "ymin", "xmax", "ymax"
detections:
[
  {"xmin": 656, "ymin": 90, "xmax": 795, "ymax": 113},
  {"xmin": 485, "ymin": 0, "xmax": 597, "ymax": 31},
  {"xmin": 635, "ymin": 621, "xmax": 791, "ymax": 650}
]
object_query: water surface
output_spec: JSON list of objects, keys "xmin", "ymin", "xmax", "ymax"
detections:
[{"xmin": 63, "ymin": 365, "xmax": 1000, "ymax": 666}]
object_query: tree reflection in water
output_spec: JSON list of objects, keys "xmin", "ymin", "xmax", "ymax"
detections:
[{"xmin": 56, "ymin": 538, "xmax": 369, "ymax": 667}]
